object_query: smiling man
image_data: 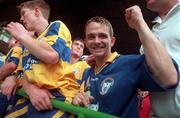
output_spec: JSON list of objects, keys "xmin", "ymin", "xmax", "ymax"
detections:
[{"xmin": 72, "ymin": 9, "xmax": 179, "ymax": 118}]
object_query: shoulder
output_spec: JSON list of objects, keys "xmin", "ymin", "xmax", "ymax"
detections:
[{"xmin": 116, "ymin": 54, "xmax": 145, "ymax": 64}]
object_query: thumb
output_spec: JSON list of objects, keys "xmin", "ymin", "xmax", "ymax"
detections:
[
  {"xmin": 89, "ymin": 96, "xmax": 94, "ymax": 102},
  {"xmin": 13, "ymin": 86, "xmax": 17, "ymax": 96},
  {"xmin": 46, "ymin": 90, "xmax": 55, "ymax": 99}
]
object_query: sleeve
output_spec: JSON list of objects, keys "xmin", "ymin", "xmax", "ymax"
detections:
[
  {"xmin": 139, "ymin": 57, "xmax": 179, "ymax": 91},
  {"xmin": 0, "ymin": 56, "xmax": 4, "ymax": 67},
  {"xmin": 43, "ymin": 21, "xmax": 72, "ymax": 61},
  {"xmin": 5, "ymin": 46, "xmax": 22, "ymax": 65}
]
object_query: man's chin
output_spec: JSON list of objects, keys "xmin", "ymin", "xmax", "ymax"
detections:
[{"xmin": 91, "ymin": 53, "xmax": 104, "ymax": 58}]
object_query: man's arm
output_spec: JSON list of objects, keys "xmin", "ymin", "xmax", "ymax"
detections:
[
  {"xmin": 4, "ymin": 22, "xmax": 59, "ymax": 64},
  {"xmin": 21, "ymin": 78, "xmax": 53, "ymax": 111},
  {"xmin": 0, "ymin": 62, "xmax": 17, "ymax": 80},
  {"xmin": 125, "ymin": 5, "xmax": 178, "ymax": 87}
]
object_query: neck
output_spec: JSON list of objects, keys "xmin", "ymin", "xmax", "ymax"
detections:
[
  {"xmin": 70, "ymin": 55, "xmax": 80, "ymax": 64},
  {"xmin": 35, "ymin": 18, "xmax": 49, "ymax": 36},
  {"xmin": 159, "ymin": 0, "xmax": 178, "ymax": 19},
  {"xmin": 95, "ymin": 53, "xmax": 111, "ymax": 69}
]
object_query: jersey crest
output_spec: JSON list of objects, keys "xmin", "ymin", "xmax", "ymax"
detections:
[{"xmin": 100, "ymin": 77, "xmax": 114, "ymax": 95}]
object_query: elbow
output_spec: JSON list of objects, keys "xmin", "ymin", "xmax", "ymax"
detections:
[
  {"xmin": 164, "ymin": 69, "xmax": 179, "ymax": 87},
  {"xmin": 44, "ymin": 52, "xmax": 59, "ymax": 64},
  {"xmin": 169, "ymin": 70, "xmax": 178, "ymax": 86}
]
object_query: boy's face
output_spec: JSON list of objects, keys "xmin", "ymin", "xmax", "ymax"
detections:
[
  {"xmin": 71, "ymin": 40, "xmax": 84, "ymax": 58},
  {"xmin": 20, "ymin": 7, "xmax": 37, "ymax": 31},
  {"xmin": 85, "ymin": 22, "xmax": 115, "ymax": 59}
]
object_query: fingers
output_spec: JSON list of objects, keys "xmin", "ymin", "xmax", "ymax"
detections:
[
  {"xmin": 43, "ymin": 95, "xmax": 53, "ymax": 110},
  {"xmin": 46, "ymin": 90, "xmax": 55, "ymax": 99},
  {"xmin": 45, "ymin": 90, "xmax": 53, "ymax": 109},
  {"xmin": 1, "ymin": 86, "xmax": 11, "ymax": 100},
  {"xmin": 13, "ymin": 85, "xmax": 17, "ymax": 96},
  {"xmin": 86, "ymin": 55, "xmax": 95, "ymax": 67},
  {"xmin": 88, "ymin": 96, "xmax": 94, "ymax": 102},
  {"xmin": 125, "ymin": 8, "xmax": 132, "ymax": 21},
  {"xmin": 31, "ymin": 96, "xmax": 51, "ymax": 111},
  {"xmin": 31, "ymin": 99, "xmax": 43, "ymax": 111},
  {"xmin": 29, "ymin": 88, "xmax": 53, "ymax": 111},
  {"xmin": 72, "ymin": 93, "xmax": 84, "ymax": 105},
  {"xmin": 73, "ymin": 92, "xmax": 93, "ymax": 107},
  {"xmin": 81, "ymin": 93, "xmax": 89, "ymax": 107},
  {"xmin": 4, "ymin": 22, "xmax": 16, "ymax": 31}
]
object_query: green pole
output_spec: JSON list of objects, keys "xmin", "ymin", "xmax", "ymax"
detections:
[{"xmin": 16, "ymin": 89, "xmax": 119, "ymax": 118}]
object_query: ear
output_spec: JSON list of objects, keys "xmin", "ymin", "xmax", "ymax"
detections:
[
  {"xmin": 34, "ymin": 7, "xmax": 41, "ymax": 17},
  {"xmin": 111, "ymin": 36, "xmax": 116, "ymax": 47}
]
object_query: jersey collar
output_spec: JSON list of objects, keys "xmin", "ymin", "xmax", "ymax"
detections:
[{"xmin": 94, "ymin": 52, "xmax": 119, "ymax": 74}]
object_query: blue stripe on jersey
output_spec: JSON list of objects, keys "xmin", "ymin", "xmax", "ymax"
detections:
[
  {"xmin": 52, "ymin": 38, "xmax": 71, "ymax": 62},
  {"xmin": 60, "ymin": 112, "xmax": 71, "ymax": 118},
  {"xmin": 45, "ymin": 22, "xmax": 60, "ymax": 36},
  {"xmin": 22, "ymin": 54, "xmax": 39, "ymax": 71},
  {"xmin": 6, "ymin": 98, "xmax": 29, "ymax": 114},
  {"xmin": 7, "ymin": 57, "xmax": 19, "ymax": 65}
]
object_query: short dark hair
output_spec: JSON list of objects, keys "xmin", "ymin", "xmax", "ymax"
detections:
[
  {"xmin": 85, "ymin": 16, "xmax": 114, "ymax": 37},
  {"xmin": 17, "ymin": 0, "xmax": 50, "ymax": 20},
  {"xmin": 73, "ymin": 37, "xmax": 84, "ymax": 43}
]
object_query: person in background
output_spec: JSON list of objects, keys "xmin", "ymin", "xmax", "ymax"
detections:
[
  {"xmin": 70, "ymin": 37, "xmax": 89, "ymax": 84},
  {"xmin": 0, "ymin": 37, "xmax": 22, "ymax": 117},
  {"xmin": 72, "ymin": 6, "xmax": 179, "ymax": 117},
  {"xmin": 0, "ymin": 38, "xmax": 21, "ymax": 81},
  {"xmin": 139, "ymin": 0, "xmax": 180, "ymax": 117}
]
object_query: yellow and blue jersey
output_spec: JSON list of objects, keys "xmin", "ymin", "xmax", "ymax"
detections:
[
  {"xmin": 22, "ymin": 20, "xmax": 79, "ymax": 100},
  {"xmin": 4, "ymin": 21, "xmax": 79, "ymax": 118},
  {"xmin": 71, "ymin": 61, "xmax": 89, "ymax": 83},
  {"xmin": 5, "ymin": 46, "xmax": 22, "ymax": 66},
  {"xmin": 80, "ymin": 52, "xmax": 179, "ymax": 118},
  {"xmin": 64, "ymin": 61, "xmax": 89, "ymax": 93},
  {"xmin": 0, "ymin": 56, "xmax": 4, "ymax": 67}
]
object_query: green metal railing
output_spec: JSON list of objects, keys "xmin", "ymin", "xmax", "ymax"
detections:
[{"xmin": 16, "ymin": 89, "xmax": 119, "ymax": 118}]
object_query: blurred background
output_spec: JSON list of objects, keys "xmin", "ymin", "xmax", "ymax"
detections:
[{"xmin": 0, "ymin": 0, "xmax": 156, "ymax": 56}]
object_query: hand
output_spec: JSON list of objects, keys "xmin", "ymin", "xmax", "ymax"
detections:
[
  {"xmin": 72, "ymin": 92, "xmax": 93, "ymax": 107},
  {"xmin": 86, "ymin": 55, "xmax": 95, "ymax": 68},
  {"xmin": 4, "ymin": 22, "xmax": 29, "ymax": 42},
  {"xmin": 125, "ymin": 5, "xmax": 145, "ymax": 31},
  {"xmin": 23, "ymin": 81, "xmax": 53, "ymax": 111},
  {"xmin": 1, "ymin": 75, "xmax": 17, "ymax": 100}
]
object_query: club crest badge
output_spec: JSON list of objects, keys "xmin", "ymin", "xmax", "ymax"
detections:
[{"xmin": 100, "ymin": 77, "xmax": 114, "ymax": 95}]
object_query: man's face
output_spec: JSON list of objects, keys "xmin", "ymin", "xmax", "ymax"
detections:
[
  {"xmin": 20, "ymin": 7, "xmax": 37, "ymax": 31},
  {"xmin": 85, "ymin": 22, "xmax": 115, "ymax": 58},
  {"xmin": 145, "ymin": 0, "xmax": 168, "ymax": 11},
  {"xmin": 71, "ymin": 40, "xmax": 84, "ymax": 58}
]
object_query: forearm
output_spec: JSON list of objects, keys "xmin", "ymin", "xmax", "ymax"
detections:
[
  {"xmin": 0, "ymin": 62, "xmax": 17, "ymax": 79},
  {"xmin": 21, "ymin": 77, "xmax": 34, "ymax": 94},
  {"xmin": 138, "ymin": 22, "xmax": 178, "ymax": 87},
  {"xmin": 20, "ymin": 36, "xmax": 59, "ymax": 64}
]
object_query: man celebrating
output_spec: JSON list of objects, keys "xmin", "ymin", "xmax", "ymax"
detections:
[{"xmin": 72, "ymin": 6, "xmax": 179, "ymax": 118}]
